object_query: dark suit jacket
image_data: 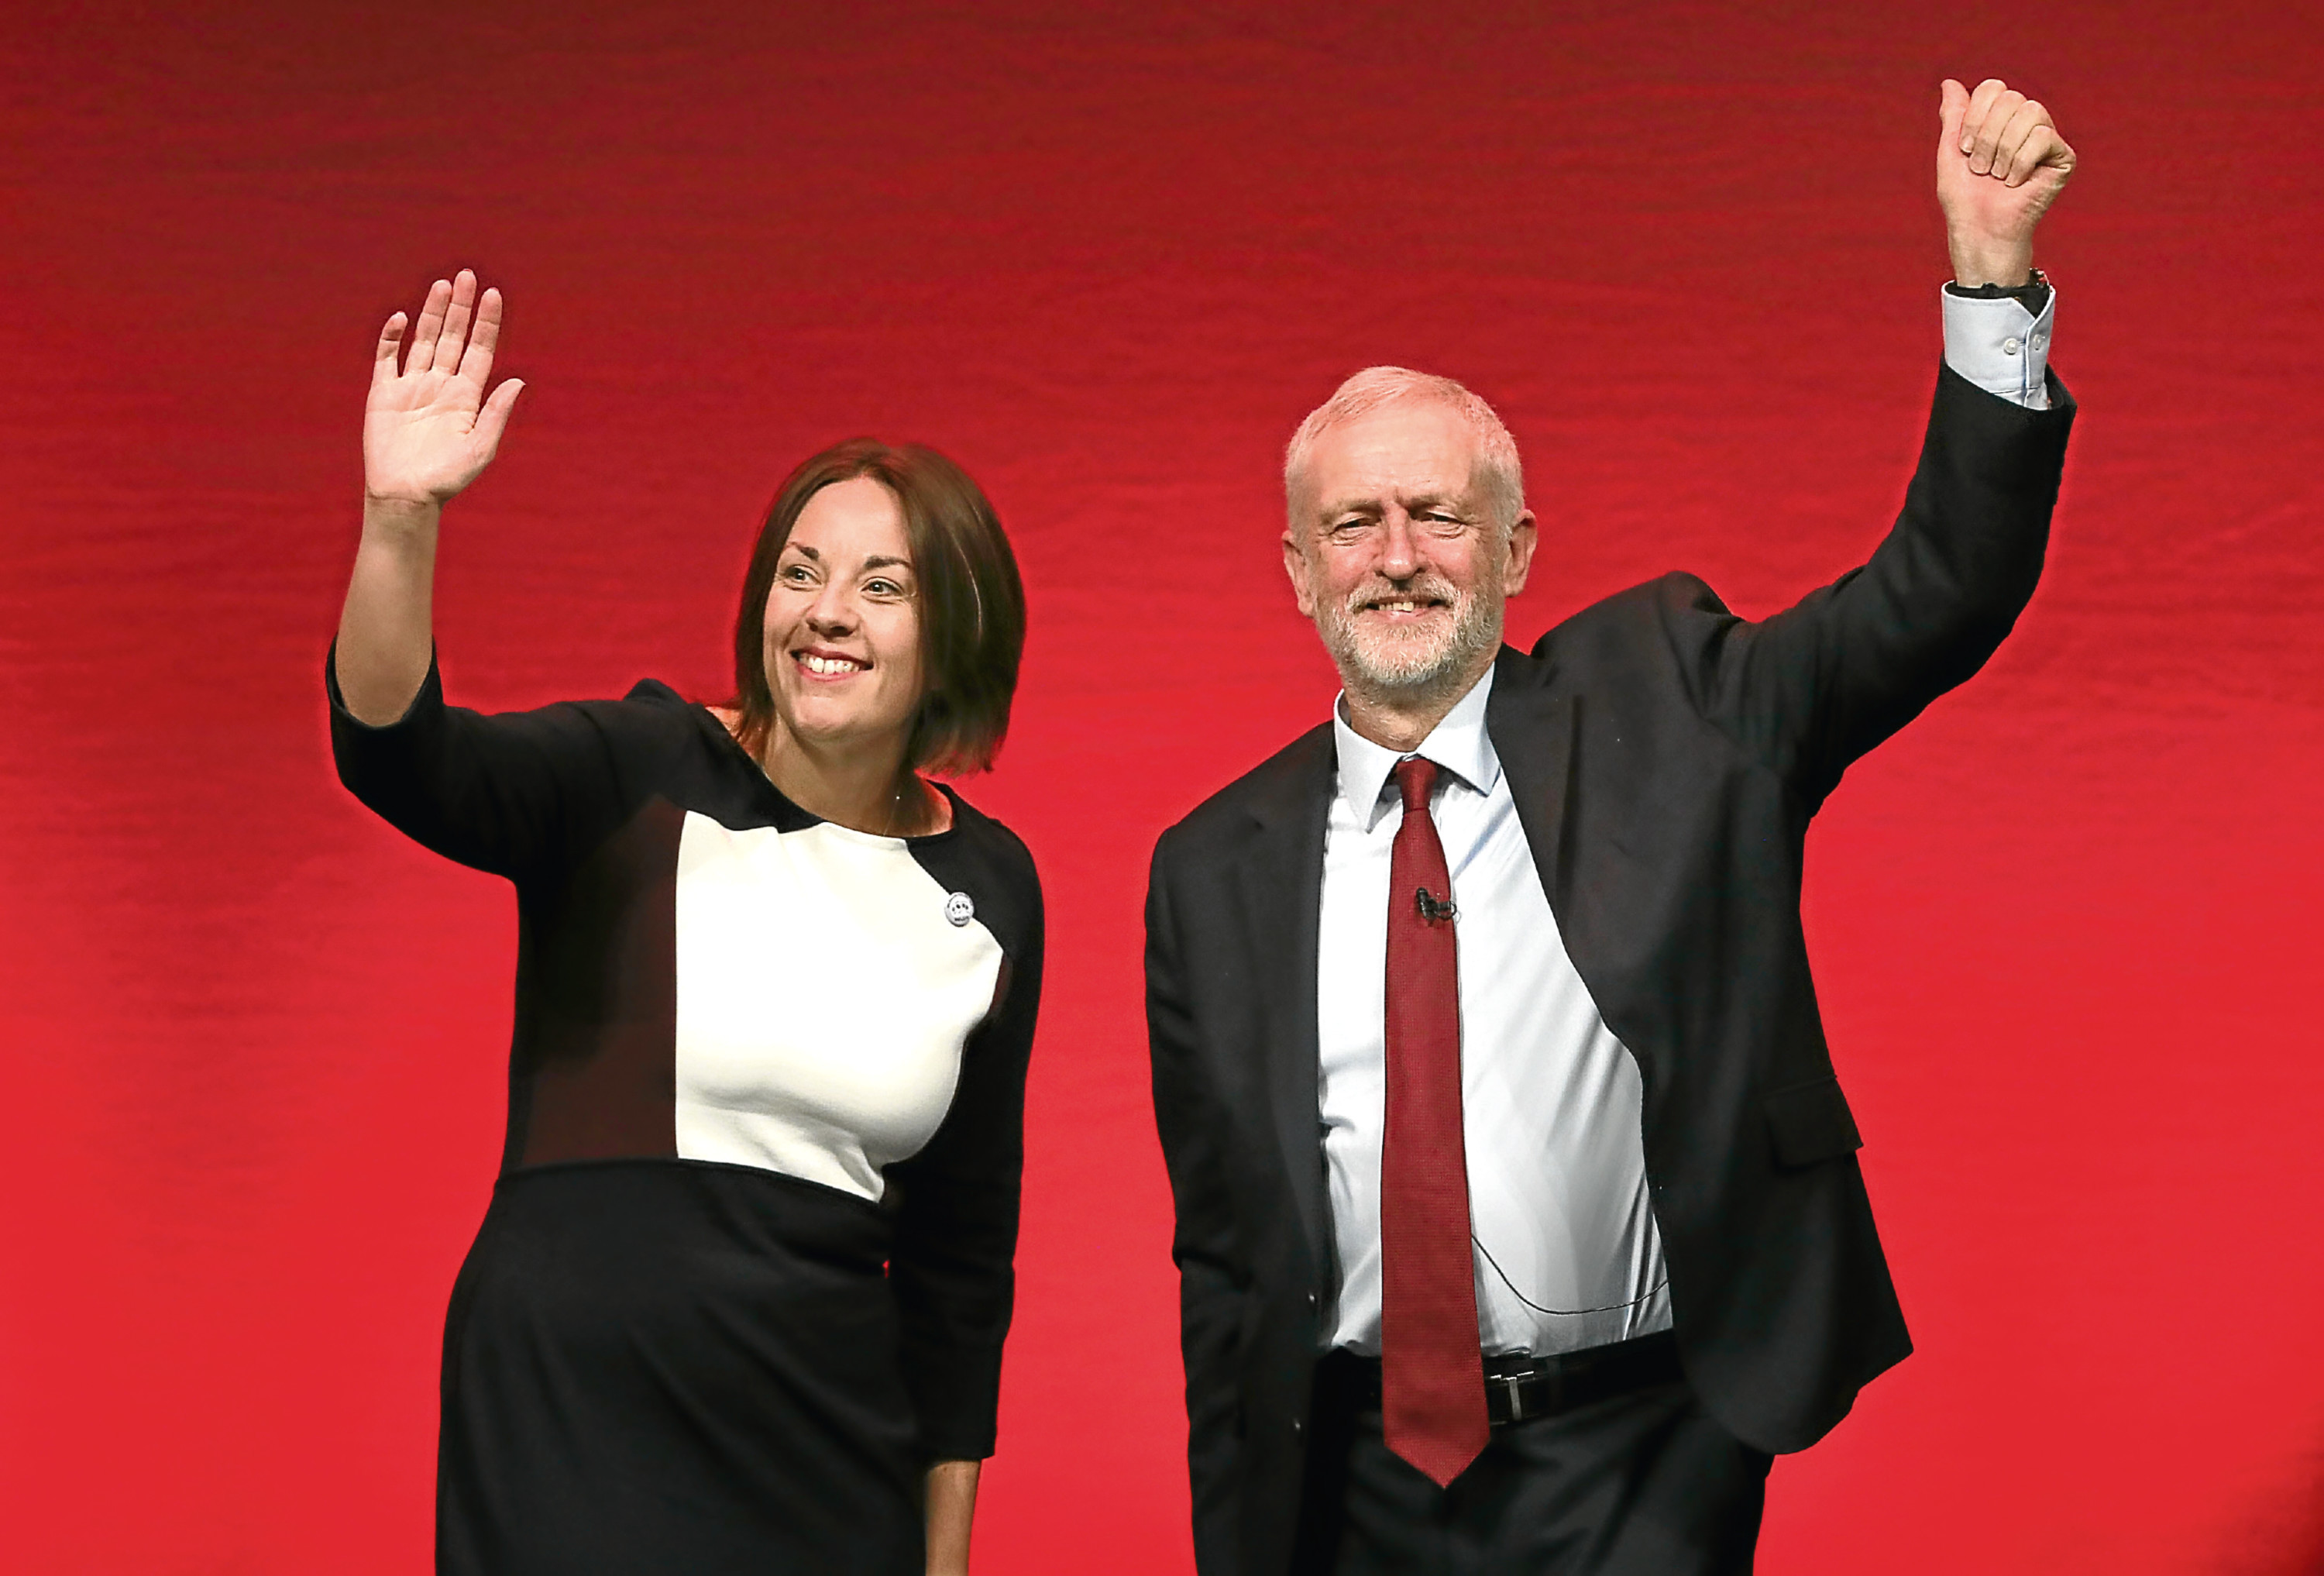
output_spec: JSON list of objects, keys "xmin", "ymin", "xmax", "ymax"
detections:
[{"xmin": 1146, "ymin": 366, "xmax": 2075, "ymax": 1576}]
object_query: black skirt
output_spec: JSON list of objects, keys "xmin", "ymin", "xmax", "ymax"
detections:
[{"xmin": 437, "ymin": 1159, "xmax": 923, "ymax": 1576}]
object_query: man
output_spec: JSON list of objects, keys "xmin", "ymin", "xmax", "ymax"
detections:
[{"xmin": 1146, "ymin": 78, "xmax": 2076, "ymax": 1574}]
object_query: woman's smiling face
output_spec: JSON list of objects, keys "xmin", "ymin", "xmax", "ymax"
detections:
[{"xmin": 760, "ymin": 475, "xmax": 926, "ymax": 759}]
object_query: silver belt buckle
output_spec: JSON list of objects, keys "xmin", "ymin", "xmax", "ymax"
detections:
[
  {"xmin": 1488, "ymin": 1357, "xmax": 1562, "ymax": 1426},
  {"xmin": 1494, "ymin": 1369, "xmax": 1532, "ymax": 1424}
]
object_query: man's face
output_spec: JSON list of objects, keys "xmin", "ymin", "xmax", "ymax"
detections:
[{"xmin": 1283, "ymin": 399, "xmax": 1537, "ymax": 701}]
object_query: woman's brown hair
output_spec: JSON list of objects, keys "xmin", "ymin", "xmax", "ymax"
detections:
[{"xmin": 730, "ymin": 439, "xmax": 1026, "ymax": 776}]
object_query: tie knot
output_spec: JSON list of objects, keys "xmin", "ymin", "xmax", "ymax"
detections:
[{"xmin": 1394, "ymin": 755, "xmax": 1439, "ymax": 814}]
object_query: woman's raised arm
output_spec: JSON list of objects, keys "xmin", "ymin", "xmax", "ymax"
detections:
[{"xmin": 334, "ymin": 269, "xmax": 524, "ymax": 724}]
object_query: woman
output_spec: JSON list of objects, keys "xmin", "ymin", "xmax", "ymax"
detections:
[{"xmin": 331, "ymin": 270, "xmax": 1040, "ymax": 1576}]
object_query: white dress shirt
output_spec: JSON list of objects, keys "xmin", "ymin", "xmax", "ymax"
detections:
[
  {"xmin": 1318, "ymin": 669, "xmax": 1672, "ymax": 1356},
  {"xmin": 1315, "ymin": 294, "xmax": 2059, "ymax": 1357}
]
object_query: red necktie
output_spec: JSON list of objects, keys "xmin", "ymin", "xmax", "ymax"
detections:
[{"xmin": 1379, "ymin": 755, "xmax": 1488, "ymax": 1487}]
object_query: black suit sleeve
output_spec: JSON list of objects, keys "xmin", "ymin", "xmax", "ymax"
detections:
[
  {"xmin": 1145, "ymin": 835, "xmax": 1248, "ymax": 1565},
  {"xmin": 1671, "ymin": 363, "xmax": 2075, "ymax": 809},
  {"xmin": 885, "ymin": 847, "xmax": 1042, "ymax": 1463}
]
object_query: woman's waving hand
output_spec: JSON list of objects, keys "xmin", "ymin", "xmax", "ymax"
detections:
[
  {"xmin": 336, "ymin": 269, "xmax": 522, "ymax": 724},
  {"xmin": 365, "ymin": 269, "xmax": 524, "ymax": 507}
]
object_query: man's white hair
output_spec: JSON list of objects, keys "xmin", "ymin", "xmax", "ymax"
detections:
[{"xmin": 1282, "ymin": 366, "xmax": 1525, "ymax": 534}]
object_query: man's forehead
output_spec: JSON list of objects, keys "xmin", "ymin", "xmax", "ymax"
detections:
[{"xmin": 1302, "ymin": 402, "xmax": 1481, "ymax": 510}]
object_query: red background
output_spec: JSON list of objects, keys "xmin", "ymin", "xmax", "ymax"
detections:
[{"xmin": 4, "ymin": 2, "xmax": 2320, "ymax": 1571}]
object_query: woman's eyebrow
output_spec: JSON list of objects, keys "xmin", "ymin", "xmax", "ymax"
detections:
[{"xmin": 781, "ymin": 545, "xmax": 910, "ymax": 571}]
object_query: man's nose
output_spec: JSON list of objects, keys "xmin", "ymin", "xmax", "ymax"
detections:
[{"xmin": 1377, "ymin": 511, "xmax": 1422, "ymax": 577}]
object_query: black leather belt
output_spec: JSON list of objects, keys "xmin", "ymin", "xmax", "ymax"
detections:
[{"xmin": 1320, "ymin": 1332, "xmax": 1682, "ymax": 1427}]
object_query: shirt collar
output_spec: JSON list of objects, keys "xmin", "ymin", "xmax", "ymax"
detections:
[{"xmin": 1331, "ymin": 665, "xmax": 1502, "ymax": 828}]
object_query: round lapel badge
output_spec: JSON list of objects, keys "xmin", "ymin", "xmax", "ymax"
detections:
[{"xmin": 944, "ymin": 891, "xmax": 975, "ymax": 927}]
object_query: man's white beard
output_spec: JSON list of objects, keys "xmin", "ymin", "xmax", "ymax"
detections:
[{"xmin": 1313, "ymin": 571, "xmax": 1504, "ymax": 700}]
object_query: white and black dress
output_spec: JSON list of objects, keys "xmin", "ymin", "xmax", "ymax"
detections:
[{"xmin": 328, "ymin": 655, "xmax": 1042, "ymax": 1576}]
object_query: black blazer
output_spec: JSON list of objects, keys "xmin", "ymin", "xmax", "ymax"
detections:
[{"xmin": 1146, "ymin": 366, "xmax": 2075, "ymax": 1576}]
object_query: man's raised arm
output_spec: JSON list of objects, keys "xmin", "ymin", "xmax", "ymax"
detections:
[{"xmin": 1670, "ymin": 77, "xmax": 2079, "ymax": 804}]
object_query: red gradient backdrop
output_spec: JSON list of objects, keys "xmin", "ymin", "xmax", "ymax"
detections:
[{"xmin": 4, "ymin": 2, "xmax": 2320, "ymax": 1571}]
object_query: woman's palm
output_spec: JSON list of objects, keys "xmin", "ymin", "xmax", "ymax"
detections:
[{"xmin": 364, "ymin": 270, "xmax": 523, "ymax": 506}]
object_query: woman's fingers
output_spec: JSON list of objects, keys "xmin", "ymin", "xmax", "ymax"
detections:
[
  {"xmin": 456, "ymin": 286, "xmax": 504, "ymax": 387},
  {"xmin": 388, "ymin": 271, "xmax": 503, "ymax": 394},
  {"xmin": 437, "ymin": 270, "xmax": 479, "ymax": 379},
  {"xmin": 407, "ymin": 277, "xmax": 454, "ymax": 374},
  {"xmin": 473, "ymin": 376, "xmax": 525, "ymax": 459},
  {"xmin": 372, "ymin": 311, "xmax": 408, "ymax": 389}
]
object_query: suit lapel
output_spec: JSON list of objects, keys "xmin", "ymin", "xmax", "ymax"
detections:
[
  {"xmin": 1486, "ymin": 645, "xmax": 1579, "ymax": 917},
  {"xmin": 1235, "ymin": 725, "xmax": 1336, "ymax": 1273}
]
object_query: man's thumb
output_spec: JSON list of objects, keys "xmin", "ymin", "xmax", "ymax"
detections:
[{"xmin": 1939, "ymin": 77, "xmax": 1968, "ymax": 140}]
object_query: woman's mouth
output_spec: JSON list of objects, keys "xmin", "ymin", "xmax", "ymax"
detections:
[{"xmin": 794, "ymin": 649, "xmax": 869, "ymax": 677}]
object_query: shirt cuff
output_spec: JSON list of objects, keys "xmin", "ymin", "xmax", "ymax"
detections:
[{"xmin": 1941, "ymin": 284, "xmax": 2054, "ymax": 411}]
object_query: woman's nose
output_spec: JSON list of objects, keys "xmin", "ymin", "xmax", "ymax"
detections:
[{"xmin": 805, "ymin": 583, "xmax": 855, "ymax": 632}]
